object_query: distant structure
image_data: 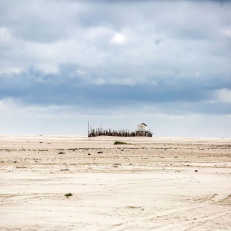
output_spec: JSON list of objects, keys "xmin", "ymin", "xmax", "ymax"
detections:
[
  {"xmin": 135, "ymin": 123, "xmax": 151, "ymax": 136},
  {"xmin": 88, "ymin": 122, "xmax": 152, "ymax": 137}
]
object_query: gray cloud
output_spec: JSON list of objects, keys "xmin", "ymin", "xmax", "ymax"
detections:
[{"xmin": 0, "ymin": 0, "xmax": 231, "ymax": 136}]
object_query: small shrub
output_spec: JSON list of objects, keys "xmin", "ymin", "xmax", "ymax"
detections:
[
  {"xmin": 65, "ymin": 193, "xmax": 73, "ymax": 197},
  {"xmin": 114, "ymin": 141, "xmax": 129, "ymax": 145}
]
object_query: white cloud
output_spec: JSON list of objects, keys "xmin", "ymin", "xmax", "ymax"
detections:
[
  {"xmin": 0, "ymin": 97, "xmax": 79, "ymax": 118},
  {"xmin": 0, "ymin": 27, "xmax": 11, "ymax": 43},
  {"xmin": 222, "ymin": 28, "xmax": 231, "ymax": 38},
  {"xmin": 216, "ymin": 89, "xmax": 231, "ymax": 103},
  {"xmin": 110, "ymin": 33, "xmax": 127, "ymax": 45},
  {"xmin": 0, "ymin": 98, "xmax": 19, "ymax": 112}
]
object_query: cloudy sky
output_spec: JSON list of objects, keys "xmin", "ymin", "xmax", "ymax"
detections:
[{"xmin": 0, "ymin": 0, "xmax": 231, "ymax": 137}]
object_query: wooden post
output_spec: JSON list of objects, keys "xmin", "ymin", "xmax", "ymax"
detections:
[{"xmin": 88, "ymin": 121, "xmax": 89, "ymax": 137}]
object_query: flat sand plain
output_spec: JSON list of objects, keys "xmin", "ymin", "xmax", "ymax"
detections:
[{"xmin": 0, "ymin": 135, "xmax": 231, "ymax": 231}]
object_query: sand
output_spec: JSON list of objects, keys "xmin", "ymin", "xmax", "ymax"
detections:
[{"xmin": 0, "ymin": 135, "xmax": 231, "ymax": 230}]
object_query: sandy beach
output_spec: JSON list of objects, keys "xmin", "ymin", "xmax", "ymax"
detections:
[{"xmin": 0, "ymin": 135, "xmax": 231, "ymax": 230}]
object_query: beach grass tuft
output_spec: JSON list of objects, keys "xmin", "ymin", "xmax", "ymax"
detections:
[
  {"xmin": 65, "ymin": 193, "xmax": 73, "ymax": 197},
  {"xmin": 114, "ymin": 141, "xmax": 129, "ymax": 145}
]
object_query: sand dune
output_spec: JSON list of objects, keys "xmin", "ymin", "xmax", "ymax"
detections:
[{"xmin": 0, "ymin": 135, "xmax": 230, "ymax": 230}]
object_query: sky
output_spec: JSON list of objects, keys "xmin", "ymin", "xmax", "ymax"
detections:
[{"xmin": 0, "ymin": 0, "xmax": 231, "ymax": 137}]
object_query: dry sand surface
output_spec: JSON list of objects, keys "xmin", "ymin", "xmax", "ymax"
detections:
[{"xmin": 0, "ymin": 135, "xmax": 231, "ymax": 231}]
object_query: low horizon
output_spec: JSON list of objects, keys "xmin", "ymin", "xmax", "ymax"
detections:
[{"xmin": 0, "ymin": 133, "xmax": 230, "ymax": 139}]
